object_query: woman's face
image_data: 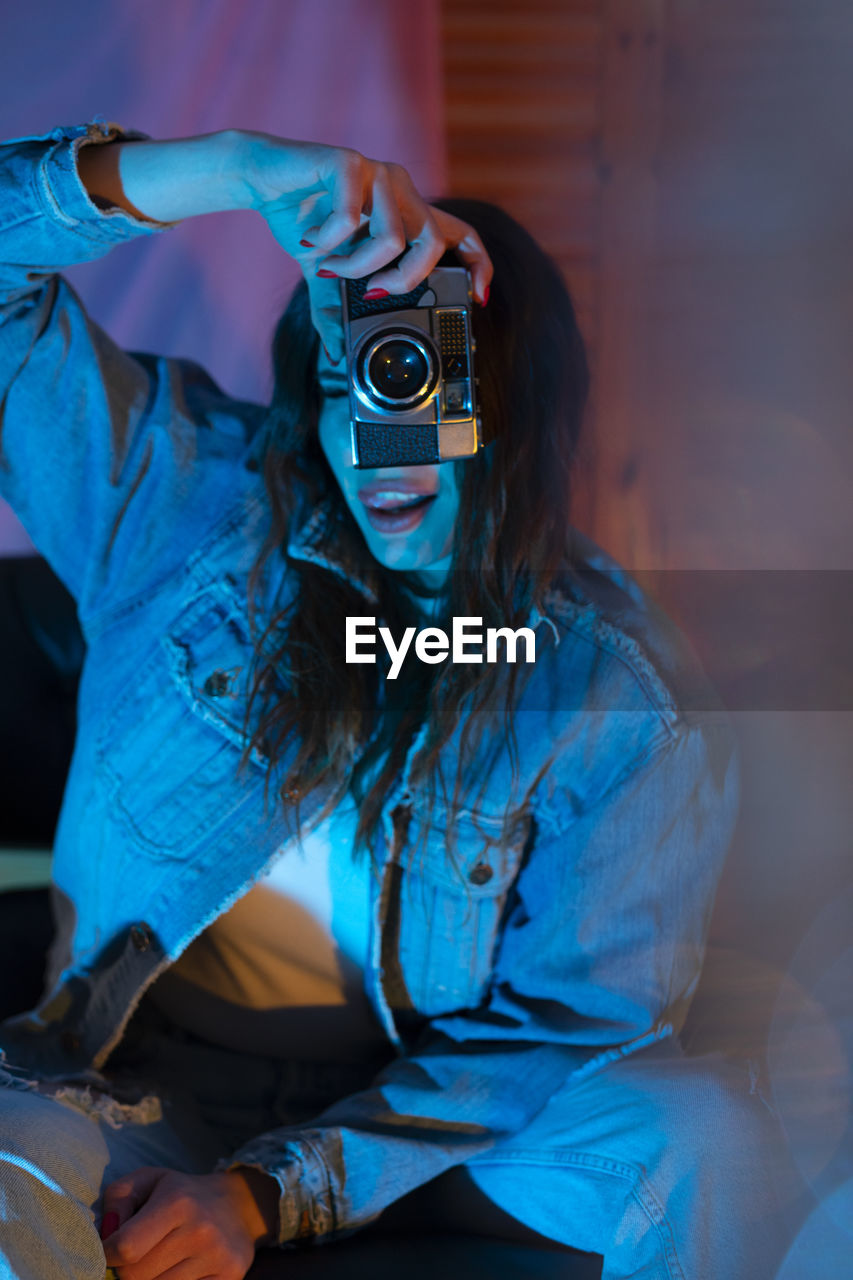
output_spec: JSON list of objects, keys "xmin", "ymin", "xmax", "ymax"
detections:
[{"xmin": 316, "ymin": 355, "xmax": 460, "ymax": 579}]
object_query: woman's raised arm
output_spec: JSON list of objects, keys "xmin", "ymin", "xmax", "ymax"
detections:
[
  {"xmin": 0, "ymin": 123, "xmax": 491, "ymax": 625},
  {"xmin": 78, "ymin": 128, "xmax": 492, "ymax": 361}
]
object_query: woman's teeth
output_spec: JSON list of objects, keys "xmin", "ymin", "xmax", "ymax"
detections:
[
  {"xmin": 364, "ymin": 492, "xmax": 435, "ymax": 513},
  {"xmin": 360, "ymin": 490, "xmax": 438, "ymax": 533}
]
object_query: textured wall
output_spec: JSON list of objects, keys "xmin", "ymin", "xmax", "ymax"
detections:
[{"xmin": 0, "ymin": 0, "xmax": 446, "ymax": 552}]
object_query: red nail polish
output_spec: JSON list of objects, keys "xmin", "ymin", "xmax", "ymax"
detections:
[
  {"xmin": 315, "ymin": 269, "xmax": 338, "ymax": 279},
  {"xmin": 363, "ymin": 288, "xmax": 389, "ymax": 301},
  {"xmin": 100, "ymin": 1211, "xmax": 120, "ymax": 1240},
  {"xmin": 299, "ymin": 239, "xmax": 315, "ymax": 248},
  {"xmin": 480, "ymin": 284, "xmax": 490, "ymax": 307}
]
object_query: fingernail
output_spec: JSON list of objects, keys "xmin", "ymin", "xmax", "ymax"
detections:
[
  {"xmin": 299, "ymin": 239, "xmax": 315, "ymax": 248},
  {"xmin": 363, "ymin": 288, "xmax": 389, "ymax": 301},
  {"xmin": 479, "ymin": 284, "xmax": 490, "ymax": 307},
  {"xmin": 320, "ymin": 340, "xmax": 343, "ymax": 366},
  {"xmin": 315, "ymin": 269, "xmax": 338, "ymax": 279},
  {"xmin": 100, "ymin": 1212, "xmax": 120, "ymax": 1240}
]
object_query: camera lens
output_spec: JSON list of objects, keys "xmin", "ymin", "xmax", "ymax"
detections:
[
  {"xmin": 356, "ymin": 329, "xmax": 440, "ymax": 410},
  {"xmin": 368, "ymin": 340, "xmax": 429, "ymax": 401}
]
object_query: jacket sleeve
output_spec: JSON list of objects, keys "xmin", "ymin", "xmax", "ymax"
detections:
[
  {"xmin": 221, "ymin": 714, "xmax": 740, "ymax": 1247},
  {"xmin": 0, "ymin": 122, "xmax": 261, "ymax": 629}
]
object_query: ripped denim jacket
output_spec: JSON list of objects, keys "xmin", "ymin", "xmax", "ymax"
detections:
[{"xmin": 0, "ymin": 122, "xmax": 739, "ymax": 1246}]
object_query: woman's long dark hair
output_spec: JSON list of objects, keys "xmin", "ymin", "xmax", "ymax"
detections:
[{"xmin": 239, "ymin": 198, "xmax": 590, "ymax": 881}]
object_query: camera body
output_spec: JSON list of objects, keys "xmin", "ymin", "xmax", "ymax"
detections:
[{"xmin": 341, "ymin": 266, "xmax": 486, "ymax": 469}]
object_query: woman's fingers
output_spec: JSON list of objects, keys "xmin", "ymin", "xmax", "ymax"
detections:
[
  {"xmin": 104, "ymin": 1224, "xmax": 188, "ymax": 1280},
  {"xmin": 301, "ymin": 152, "xmax": 404, "ymax": 265},
  {"xmin": 101, "ymin": 1165, "xmax": 161, "ymax": 1237},
  {"xmin": 101, "ymin": 1182, "xmax": 180, "ymax": 1262},
  {"xmin": 307, "ymin": 283, "xmax": 346, "ymax": 365},
  {"xmin": 429, "ymin": 207, "xmax": 493, "ymax": 305},
  {"xmin": 252, "ymin": 137, "xmax": 492, "ymax": 297},
  {"xmin": 317, "ymin": 162, "xmax": 407, "ymax": 280},
  {"xmin": 263, "ymin": 143, "xmax": 494, "ymax": 357},
  {"xmin": 302, "ymin": 149, "xmax": 367, "ymax": 254},
  {"xmin": 320, "ymin": 162, "xmax": 492, "ymax": 302},
  {"xmin": 304, "ymin": 176, "xmax": 409, "ymax": 364}
]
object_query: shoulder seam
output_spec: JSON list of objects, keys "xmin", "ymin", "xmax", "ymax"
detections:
[{"xmin": 542, "ymin": 586, "xmax": 681, "ymax": 732}]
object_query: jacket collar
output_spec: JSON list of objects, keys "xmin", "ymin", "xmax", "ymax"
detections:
[
  {"xmin": 286, "ymin": 494, "xmax": 380, "ymax": 604},
  {"xmin": 285, "ymin": 492, "xmax": 557, "ymax": 638}
]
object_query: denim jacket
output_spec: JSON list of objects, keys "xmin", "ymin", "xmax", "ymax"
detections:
[{"xmin": 0, "ymin": 123, "xmax": 739, "ymax": 1247}]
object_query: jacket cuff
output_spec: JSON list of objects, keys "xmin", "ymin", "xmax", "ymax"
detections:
[
  {"xmin": 33, "ymin": 119, "xmax": 175, "ymax": 240},
  {"xmin": 215, "ymin": 1134, "xmax": 336, "ymax": 1247}
]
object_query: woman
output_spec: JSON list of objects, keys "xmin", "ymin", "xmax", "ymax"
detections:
[{"xmin": 0, "ymin": 120, "xmax": 790, "ymax": 1280}]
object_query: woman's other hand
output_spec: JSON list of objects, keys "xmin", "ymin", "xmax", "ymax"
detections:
[{"xmin": 100, "ymin": 1164, "xmax": 279, "ymax": 1279}]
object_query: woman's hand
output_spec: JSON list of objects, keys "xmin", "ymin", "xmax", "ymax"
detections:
[
  {"xmin": 77, "ymin": 128, "xmax": 493, "ymax": 364},
  {"xmin": 100, "ymin": 1164, "xmax": 279, "ymax": 1279},
  {"xmin": 240, "ymin": 132, "xmax": 492, "ymax": 360}
]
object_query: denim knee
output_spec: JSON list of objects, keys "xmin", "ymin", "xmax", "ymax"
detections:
[{"xmin": 460, "ymin": 1044, "xmax": 801, "ymax": 1278}]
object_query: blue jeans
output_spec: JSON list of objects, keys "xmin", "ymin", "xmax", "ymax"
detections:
[{"xmin": 0, "ymin": 1011, "xmax": 799, "ymax": 1280}]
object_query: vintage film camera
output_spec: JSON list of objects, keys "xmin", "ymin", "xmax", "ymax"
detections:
[{"xmin": 341, "ymin": 266, "xmax": 487, "ymax": 468}]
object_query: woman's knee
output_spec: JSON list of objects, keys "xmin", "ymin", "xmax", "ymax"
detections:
[
  {"xmin": 656, "ymin": 1051, "xmax": 790, "ymax": 1173},
  {"xmin": 0, "ymin": 1080, "xmax": 109, "ymax": 1279},
  {"xmin": 480, "ymin": 1043, "xmax": 795, "ymax": 1218},
  {"xmin": 600, "ymin": 1044, "xmax": 802, "ymax": 1241},
  {"xmin": 0, "ymin": 1079, "xmax": 110, "ymax": 1201},
  {"xmin": 476, "ymin": 1048, "xmax": 799, "ymax": 1270}
]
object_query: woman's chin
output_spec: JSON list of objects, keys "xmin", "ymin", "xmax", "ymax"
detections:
[
  {"xmin": 369, "ymin": 542, "xmax": 429, "ymax": 572},
  {"xmin": 363, "ymin": 532, "xmax": 442, "ymax": 574},
  {"xmin": 349, "ymin": 502, "xmax": 454, "ymax": 576}
]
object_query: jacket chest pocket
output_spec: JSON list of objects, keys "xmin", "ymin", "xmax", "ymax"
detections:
[
  {"xmin": 96, "ymin": 585, "xmax": 271, "ymax": 857},
  {"xmin": 395, "ymin": 804, "xmax": 531, "ymax": 1017}
]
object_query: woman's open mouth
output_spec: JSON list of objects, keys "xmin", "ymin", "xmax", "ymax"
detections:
[{"xmin": 357, "ymin": 485, "xmax": 438, "ymax": 534}]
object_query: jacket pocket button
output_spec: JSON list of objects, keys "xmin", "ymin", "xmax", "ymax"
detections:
[
  {"xmin": 469, "ymin": 861, "xmax": 493, "ymax": 886},
  {"xmin": 130, "ymin": 922, "xmax": 153, "ymax": 952},
  {"xmin": 204, "ymin": 670, "xmax": 230, "ymax": 697}
]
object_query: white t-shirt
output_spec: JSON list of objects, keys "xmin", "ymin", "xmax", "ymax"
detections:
[{"xmin": 148, "ymin": 794, "xmax": 390, "ymax": 1062}]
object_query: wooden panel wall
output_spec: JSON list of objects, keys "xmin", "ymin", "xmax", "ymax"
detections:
[
  {"xmin": 441, "ymin": 0, "xmax": 602, "ymax": 331},
  {"xmin": 440, "ymin": 0, "xmax": 605, "ymax": 537},
  {"xmin": 439, "ymin": 0, "xmax": 668, "ymax": 557},
  {"xmin": 440, "ymin": 0, "xmax": 853, "ymax": 571}
]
